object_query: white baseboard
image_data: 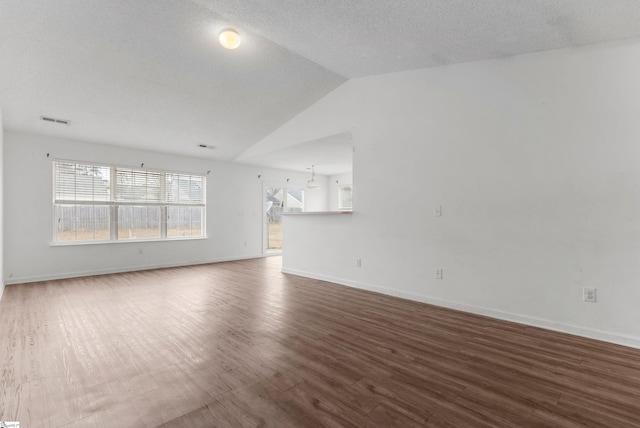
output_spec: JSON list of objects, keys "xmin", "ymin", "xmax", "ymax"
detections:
[
  {"xmin": 4, "ymin": 254, "xmax": 265, "ymax": 285},
  {"xmin": 0, "ymin": 280, "xmax": 5, "ymax": 302},
  {"xmin": 282, "ymin": 267, "xmax": 640, "ymax": 350}
]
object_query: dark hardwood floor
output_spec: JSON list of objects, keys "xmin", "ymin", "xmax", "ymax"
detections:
[{"xmin": 1, "ymin": 256, "xmax": 640, "ymax": 427}]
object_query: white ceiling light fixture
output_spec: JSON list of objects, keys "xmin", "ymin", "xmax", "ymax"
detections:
[
  {"xmin": 219, "ymin": 28, "xmax": 241, "ymax": 49},
  {"xmin": 305, "ymin": 165, "xmax": 320, "ymax": 190}
]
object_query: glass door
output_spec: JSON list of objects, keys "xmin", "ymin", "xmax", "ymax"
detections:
[{"xmin": 265, "ymin": 186, "xmax": 304, "ymax": 254}]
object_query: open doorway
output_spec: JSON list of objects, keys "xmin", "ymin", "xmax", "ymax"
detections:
[{"xmin": 264, "ymin": 186, "xmax": 304, "ymax": 254}]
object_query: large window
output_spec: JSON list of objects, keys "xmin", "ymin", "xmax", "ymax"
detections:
[{"xmin": 53, "ymin": 161, "xmax": 205, "ymax": 243}]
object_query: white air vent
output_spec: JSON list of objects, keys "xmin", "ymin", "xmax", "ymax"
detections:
[{"xmin": 41, "ymin": 116, "xmax": 70, "ymax": 125}]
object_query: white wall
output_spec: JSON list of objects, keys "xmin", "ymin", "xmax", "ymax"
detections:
[
  {"xmin": 3, "ymin": 131, "xmax": 327, "ymax": 284},
  {"xmin": 278, "ymin": 38, "xmax": 640, "ymax": 348},
  {"xmin": 0, "ymin": 109, "xmax": 4, "ymax": 300}
]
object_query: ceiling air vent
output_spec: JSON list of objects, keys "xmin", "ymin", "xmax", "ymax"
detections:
[
  {"xmin": 198, "ymin": 144, "xmax": 216, "ymax": 150},
  {"xmin": 41, "ymin": 116, "xmax": 70, "ymax": 125}
]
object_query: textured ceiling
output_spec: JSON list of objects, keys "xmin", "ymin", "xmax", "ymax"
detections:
[
  {"xmin": 196, "ymin": 0, "xmax": 640, "ymax": 78},
  {"xmin": 2, "ymin": 0, "xmax": 640, "ymax": 169},
  {"xmin": 0, "ymin": 0, "xmax": 345, "ymax": 160}
]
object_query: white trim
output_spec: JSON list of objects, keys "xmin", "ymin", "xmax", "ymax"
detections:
[
  {"xmin": 50, "ymin": 235, "xmax": 207, "ymax": 246},
  {"xmin": 263, "ymin": 251, "xmax": 283, "ymax": 257},
  {"xmin": 5, "ymin": 255, "xmax": 264, "ymax": 285},
  {"xmin": 281, "ymin": 267, "xmax": 640, "ymax": 350},
  {"xmin": 0, "ymin": 280, "xmax": 5, "ymax": 302},
  {"xmin": 54, "ymin": 200, "xmax": 205, "ymax": 207}
]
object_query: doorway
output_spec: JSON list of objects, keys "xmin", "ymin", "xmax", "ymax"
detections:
[{"xmin": 264, "ymin": 186, "xmax": 304, "ymax": 254}]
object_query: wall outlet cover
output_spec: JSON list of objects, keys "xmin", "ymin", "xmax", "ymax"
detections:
[{"xmin": 583, "ymin": 287, "xmax": 596, "ymax": 302}]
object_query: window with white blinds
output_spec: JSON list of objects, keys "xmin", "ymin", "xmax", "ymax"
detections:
[{"xmin": 53, "ymin": 160, "xmax": 205, "ymax": 243}]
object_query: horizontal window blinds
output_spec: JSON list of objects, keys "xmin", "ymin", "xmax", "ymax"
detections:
[
  {"xmin": 53, "ymin": 161, "xmax": 205, "ymax": 205},
  {"xmin": 165, "ymin": 173, "xmax": 204, "ymax": 205},
  {"xmin": 116, "ymin": 168, "xmax": 163, "ymax": 203},
  {"xmin": 54, "ymin": 162, "xmax": 111, "ymax": 202}
]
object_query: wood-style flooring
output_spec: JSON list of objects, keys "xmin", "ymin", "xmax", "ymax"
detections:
[{"xmin": 1, "ymin": 256, "xmax": 640, "ymax": 427}]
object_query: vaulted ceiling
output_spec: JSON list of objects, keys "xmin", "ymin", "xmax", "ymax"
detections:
[{"xmin": 2, "ymin": 0, "xmax": 640, "ymax": 173}]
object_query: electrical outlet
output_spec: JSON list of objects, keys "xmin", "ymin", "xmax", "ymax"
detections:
[
  {"xmin": 356, "ymin": 258, "xmax": 362, "ymax": 268},
  {"xmin": 435, "ymin": 268, "xmax": 443, "ymax": 279},
  {"xmin": 434, "ymin": 206, "xmax": 442, "ymax": 217},
  {"xmin": 583, "ymin": 287, "xmax": 596, "ymax": 302}
]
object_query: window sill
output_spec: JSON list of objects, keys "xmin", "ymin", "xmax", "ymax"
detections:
[{"xmin": 50, "ymin": 236, "xmax": 207, "ymax": 247}]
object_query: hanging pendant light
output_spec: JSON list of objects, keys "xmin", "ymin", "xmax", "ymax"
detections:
[{"xmin": 305, "ymin": 165, "xmax": 320, "ymax": 190}]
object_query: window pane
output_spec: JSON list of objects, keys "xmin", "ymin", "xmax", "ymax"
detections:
[
  {"xmin": 54, "ymin": 162, "xmax": 110, "ymax": 202},
  {"xmin": 167, "ymin": 206, "xmax": 203, "ymax": 237},
  {"xmin": 118, "ymin": 206, "xmax": 161, "ymax": 240},
  {"xmin": 116, "ymin": 168, "xmax": 163, "ymax": 203},
  {"xmin": 55, "ymin": 204, "xmax": 77, "ymax": 242},
  {"xmin": 167, "ymin": 206, "xmax": 179, "ymax": 237},
  {"xmin": 55, "ymin": 204, "xmax": 110, "ymax": 242},
  {"xmin": 166, "ymin": 173, "xmax": 204, "ymax": 204},
  {"xmin": 93, "ymin": 206, "xmax": 110, "ymax": 240},
  {"xmin": 191, "ymin": 207, "xmax": 203, "ymax": 237},
  {"xmin": 338, "ymin": 185, "xmax": 353, "ymax": 209},
  {"xmin": 286, "ymin": 189, "xmax": 303, "ymax": 212}
]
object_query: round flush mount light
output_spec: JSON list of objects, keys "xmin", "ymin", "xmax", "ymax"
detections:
[{"xmin": 219, "ymin": 28, "xmax": 241, "ymax": 49}]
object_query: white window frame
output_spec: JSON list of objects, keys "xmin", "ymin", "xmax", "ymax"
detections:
[{"xmin": 52, "ymin": 160, "xmax": 206, "ymax": 244}]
